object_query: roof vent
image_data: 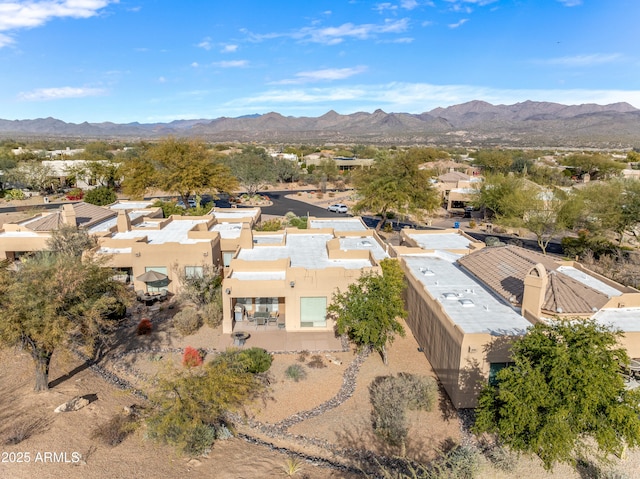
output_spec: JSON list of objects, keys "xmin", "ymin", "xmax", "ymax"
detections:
[
  {"xmin": 556, "ymin": 307, "xmax": 563, "ymax": 313},
  {"xmin": 420, "ymin": 267, "xmax": 435, "ymax": 276},
  {"xmin": 459, "ymin": 299, "xmax": 475, "ymax": 308},
  {"xmin": 443, "ymin": 292, "xmax": 458, "ymax": 300},
  {"xmin": 358, "ymin": 240, "xmax": 372, "ymax": 246}
]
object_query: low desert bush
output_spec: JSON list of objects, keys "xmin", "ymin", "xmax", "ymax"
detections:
[
  {"xmin": 3, "ymin": 416, "xmax": 49, "ymax": 445},
  {"xmin": 282, "ymin": 456, "xmax": 304, "ymax": 476},
  {"xmin": 240, "ymin": 347, "xmax": 273, "ymax": 373},
  {"xmin": 297, "ymin": 350, "xmax": 310, "ymax": 362},
  {"xmin": 136, "ymin": 318, "xmax": 153, "ymax": 335},
  {"xmin": 468, "ymin": 220, "xmax": 477, "ymax": 229},
  {"xmin": 484, "ymin": 444, "xmax": 517, "ymax": 472},
  {"xmin": 285, "ymin": 364, "xmax": 307, "ymax": 382},
  {"xmin": 4, "ymin": 189, "xmax": 25, "ymax": 201},
  {"xmin": 376, "ymin": 445, "xmax": 481, "ymax": 479},
  {"xmin": 202, "ymin": 297, "xmax": 223, "ymax": 328},
  {"xmin": 182, "ymin": 346, "xmax": 204, "ymax": 368},
  {"xmin": 307, "ymin": 354, "xmax": 326, "ymax": 369},
  {"xmin": 370, "ymin": 374, "xmax": 437, "ymax": 448},
  {"xmin": 173, "ymin": 308, "xmax": 202, "ymax": 336},
  {"xmin": 256, "ymin": 218, "xmax": 282, "ymax": 231},
  {"xmin": 91, "ymin": 413, "xmax": 138, "ymax": 446}
]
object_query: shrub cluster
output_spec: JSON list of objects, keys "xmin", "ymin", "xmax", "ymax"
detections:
[
  {"xmin": 213, "ymin": 347, "xmax": 273, "ymax": 374},
  {"xmin": 136, "ymin": 318, "xmax": 153, "ymax": 335},
  {"xmin": 91, "ymin": 413, "xmax": 138, "ymax": 447},
  {"xmin": 182, "ymin": 346, "xmax": 204, "ymax": 368},
  {"xmin": 173, "ymin": 308, "xmax": 203, "ymax": 337},
  {"xmin": 285, "ymin": 364, "xmax": 307, "ymax": 382}
]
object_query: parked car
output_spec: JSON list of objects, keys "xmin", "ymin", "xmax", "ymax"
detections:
[
  {"xmin": 177, "ymin": 198, "xmax": 197, "ymax": 208},
  {"xmin": 328, "ymin": 203, "xmax": 348, "ymax": 213}
]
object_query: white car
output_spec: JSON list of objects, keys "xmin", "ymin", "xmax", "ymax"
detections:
[{"xmin": 328, "ymin": 203, "xmax": 348, "ymax": 213}]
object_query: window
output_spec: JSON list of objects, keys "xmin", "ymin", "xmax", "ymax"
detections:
[
  {"xmin": 488, "ymin": 362, "xmax": 513, "ymax": 386},
  {"xmin": 184, "ymin": 266, "xmax": 204, "ymax": 278},
  {"xmin": 300, "ymin": 297, "xmax": 327, "ymax": 328}
]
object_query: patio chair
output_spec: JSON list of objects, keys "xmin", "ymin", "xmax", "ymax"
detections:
[
  {"xmin": 255, "ymin": 316, "xmax": 267, "ymax": 329},
  {"xmin": 136, "ymin": 290, "xmax": 146, "ymax": 302},
  {"xmin": 159, "ymin": 289, "xmax": 168, "ymax": 301}
]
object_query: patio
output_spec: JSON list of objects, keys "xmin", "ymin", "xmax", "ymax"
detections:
[{"xmin": 222, "ymin": 325, "xmax": 345, "ymax": 353}]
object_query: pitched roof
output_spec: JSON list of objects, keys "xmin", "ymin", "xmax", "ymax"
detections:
[
  {"xmin": 438, "ymin": 171, "xmax": 470, "ymax": 183},
  {"xmin": 26, "ymin": 202, "xmax": 116, "ymax": 232},
  {"xmin": 457, "ymin": 245, "xmax": 609, "ymax": 315}
]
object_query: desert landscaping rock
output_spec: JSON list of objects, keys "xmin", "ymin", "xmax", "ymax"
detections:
[{"xmin": 54, "ymin": 395, "xmax": 90, "ymax": 413}]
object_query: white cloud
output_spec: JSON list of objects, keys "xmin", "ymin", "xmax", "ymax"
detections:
[
  {"xmin": 225, "ymin": 82, "xmax": 640, "ymax": 113},
  {"xmin": 158, "ymin": 76, "xmax": 166, "ymax": 83},
  {"xmin": 448, "ymin": 18, "xmax": 468, "ymax": 28},
  {"xmin": 212, "ymin": 60, "xmax": 248, "ymax": 68},
  {"xmin": 0, "ymin": 32, "xmax": 14, "ymax": 47},
  {"xmin": 191, "ymin": 62, "xmax": 199, "ymax": 68},
  {"xmin": 374, "ymin": 3, "xmax": 397, "ymax": 13},
  {"xmin": 0, "ymin": 1, "xmax": 113, "ymax": 33},
  {"xmin": 247, "ymin": 18, "xmax": 410, "ymax": 45},
  {"xmin": 400, "ymin": 0, "xmax": 419, "ymax": 9},
  {"xmin": 18, "ymin": 86, "xmax": 106, "ymax": 101},
  {"xmin": 273, "ymin": 66, "xmax": 368, "ymax": 85},
  {"xmin": 221, "ymin": 44, "xmax": 238, "ymax": 53},
  {"xmin": 537, "ymin": 53, "xmax": 622, "ymax": 67},
  {"xmin": 557, "ymin": 0, "xmax": 582, "ymax": 6},
  {"xmin": 198, "ymin": 37, "xmax": 212, "ymax": 50}
]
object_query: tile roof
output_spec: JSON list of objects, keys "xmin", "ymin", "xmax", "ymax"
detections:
[
  {"xmin": 26, "ymin": 202, "xmax": 116, "ymax": 232},
  {"xmin": 457, "ymin": 245, "xmax": 610, "ymax": 315}
]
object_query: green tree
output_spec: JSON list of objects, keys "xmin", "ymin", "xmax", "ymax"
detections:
[
  {"xmin": 561, "ymin": 153, "xmax": 625, "ymax": 180},
  {"xmin": 226, "ymin": 145, "xmax": 276, "ymax": 196},
  {"xmin": 473, "ymin": 149, "xmax": 514, "ymax": 173},
  {"xmin": 5, "ymin": 161, "xmax": 55, "ymax": 192},
  {"xmin": 121, "ymin": 138, "xmax": 237, "ymax": 206},
  {"xmin": 352, "ymin": 151, "xmax": 439, "ymax": 231},
  {"xmin": 474, "ymin": 319, "xmax": 640, "ymax": 470},
  {"xmin": 146, "ymin": 352, "xmax": 266, "ymax": 455},
  {"xmin": 84, "ymin": 186, "xmax": 118, "ymax": 206},
  {"xmin": 0, "ymin": 245, "xmax": 128, "ymax": 391},
  {"xmin": 273, "ymin": 157, "xmax": 301, "ymax": 183},
  {"xmin": 328, "ymin": 259, "xmax": 406, "ymax": 365}
]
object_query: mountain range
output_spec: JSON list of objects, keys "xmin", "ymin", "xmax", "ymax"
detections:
[{"xmin": 1, "ymin": 100, "xmax": 639, "ymax": 148}]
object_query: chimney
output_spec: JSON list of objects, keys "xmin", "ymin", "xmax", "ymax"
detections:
[
  {"xmin": 521, "ymin": 263, "xmax": 548, "ymax": 322},
  {"xmin": 61, "ymin": 204, "xmax": 77, "ymax": 226},
  {"xmin": 116, "ymin": 210, "xmax": 131, "ymax": 232}
]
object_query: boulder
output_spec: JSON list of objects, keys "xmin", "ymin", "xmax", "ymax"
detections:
[{"xmin": 54, "ymin": 396, "xmax": 90, "ymax": 413}]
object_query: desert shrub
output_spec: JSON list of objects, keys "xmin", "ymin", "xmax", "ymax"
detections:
[
  {"xmin": 3, "ymin": 416, "xmax": 49, "ymax": 445},
  {"xmin": 433, "ymin": 445, "xmax": 481, "ymax": 479},
  {"xmin": 84, "ymin": 186, "xmax": 117, "ymax": 206},
  {"xmin": 285, "ymin": 364, "xmax": 307, "ymax": 382},
  {"xmin": 484, "ymin": 236, "xmax": 505, "ymax": 247},
  {"xmin": 328, "ymin": 192, "xmax": 335, "ymax": 198},
  {"xmin": 383, "ymin": 223, "xmax": 394, "ymax": 233},
  {"xmin": 297, "ymin": 350, "xmax": 310, "ymax": 362},
  {"xmin": 182, "ymin": 346, "xmax": 204, "ymax": 368},
  {"xmin": 173, "ymin": 308, "xmax": 202, "ymax": 336},
  {"xmin": 307, "ymin": 354, "xmax": 326, "ymax": 369},
  {"xmin": 282, "ymin": 456, "xmax": 304, "ymax": 476},
  {"xmin": 4, "ymin": 189, "xmax": 25, "ymax": 201},
  {"xmin": 136, "ymin": 318, "xmax": 152, "ymax": 335},
  {"xmin": 202, "ymin": 296, "xmax": 223, "ymax": 328},
  {"xmin": 257, "ymin": 218, "xmax": 283, "ymax": 231},
  {"xmin": 316, "ymin": 192, "xmax": 324, "ymax": 199},
  {"xmin": 91, "ymin": 413, "xmax": 138, "ymax": 446},
  {"xmin": 370, "ymin": 374, "xmax": 437, "ymax": 448},
  {"xmin": 468, "ymin": 220, "xmax": 477, "ymax": 229},
  {"xmin": 288, "ymin": 216, "xmax": 308, "ymax": 229},
  {"xmin": 239, "ymin": 347, "xmax": 272, "ymax": 373},
  {"xmin": 484, "ymin": 444, "xmax": 517, "ymax": 472},
  {"xmin": 66, "ymin": 187, "xmax": 84, "ymax": 200}
]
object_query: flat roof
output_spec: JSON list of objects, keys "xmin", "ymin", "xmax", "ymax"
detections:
[
  {"xmin": 111, "ymin": 218, "xmax": 211, "ymax": 244},
  {"xmin": 238, "ymin": 233, "xmax": 374, "ymax": 270},
  {"xmin": 406, "ymin": 231, "xmax": 474, "ymax": 251},
  {"xmin": 404, "ymin": 254, "xmax": 531, "ymax": 335},
  {"xmin": 210, "ymin": 223, "xmax": 243, "ymax": 239},
  {"xmin": 253, "ymin": 234, "xmax": 284, "ymax": 245},
  {"xmin": 88, "ymin": 210, "xmax": 148, "ymax": 233},
  {"xmin": 0, "ymin": 230, "xmax": 41, "ymax": 238},
  {"xmin": 593, "ymin": 308, "xmax": 640, "ymax": 333},
  {"xmin": 339, "ymin": 237, "xmax": 388, "ymax": 261},
  {"xmin": 309, "ymin": 219, "xmax": 366, "ymax": 231},
  {"xmin": 557, "ymin": 266, "xmax": 624, "ymax": 298},
  {"xmin": 212, "ymin": 208, "xmax": 260, "ymax": 220},
  {"xmin": 109, "ymin": 201, "xmax": 155, "ymax": 210}
]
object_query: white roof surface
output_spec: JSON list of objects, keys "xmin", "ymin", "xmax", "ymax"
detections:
[
  {"xmin": 592, "ymin": 308, "xmax": 640, "ymax": 332},
  {"xmin": 309, "ymin": 219, "xmax": 366, "ymax": 231},
  {"xmin": 238, "ymin": 233, "xmax": 373, "ymax": 269},
  {"xmin": 109, "ymin": 201, "xmax": 155, "ymax": 210},
  {"xmin": 253, "ymin": 234, "xmax": 284, "ymax": 245},
  {"xmin": 112, "ymin": 219, "xmax": 210, "ymax": 244},
  {"xmin": 339, "ymin": 237, "xmax": 389, "ymax": 261},
  {"xmin": 211, "ymin": 223, "xmax": 243, "ymax": 239},
  {"xmin": 0, "ymin": 230, "xmax": 41, "ymax": 238},
  {"xmin": 556, "ymin": 266, "xmax": 624, "ymax": 298},
  {"xmin": 406, "ymin": 232, "xmax": 474, "ymax": 251},
  {"xmin": 404, "ymin": 254, "xmax": 531, "ymax": 335},
  {"xmin": 88, "ymin": 211, "xmax": 148, "ymax": 233},
  {"xmin": 213, "ymin": 208, "xmax": 260, "ymax": 220}
]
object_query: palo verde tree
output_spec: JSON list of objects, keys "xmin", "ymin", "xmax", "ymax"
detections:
[
  {"xmin": 328, "ymin": 258, "xmax": 406, "ymax": 365},
  {"xmin": 0, "ymin": 231, "xmax": 128, "ymax": 391},
  {"xmin": 352, "ymin": 151, "xmax": 440, "ymax": 231},
  {"xmin": 474, "ymin": 319, "xmax": 640, "ymax": 470}
]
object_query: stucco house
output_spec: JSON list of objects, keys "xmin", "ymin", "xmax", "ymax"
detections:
[{"xmin": 393, "ymin": 229, "xmax": 640, "ymax": 408}]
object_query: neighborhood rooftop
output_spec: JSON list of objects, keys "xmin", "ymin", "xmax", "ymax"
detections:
[{"xmin": 405, "ymin": 231, "xmax": 476, "ymax": 251}]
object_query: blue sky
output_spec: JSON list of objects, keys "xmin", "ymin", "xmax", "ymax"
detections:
[{"xmin": 0, "ymin": 0, "xmax": 639, "ymax": 123}]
